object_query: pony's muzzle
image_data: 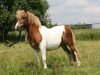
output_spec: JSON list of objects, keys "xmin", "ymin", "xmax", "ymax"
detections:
[
  {"xmin": 15, "ymin": 22, "xmax": 22, "ymax": 31},
  {"xmin": 15, "ymin": 26, "xmax": 22, "ymax": 31},
  {"xmin": 15, "ymin": 26, "xmax": 19, "ymax": 30}
]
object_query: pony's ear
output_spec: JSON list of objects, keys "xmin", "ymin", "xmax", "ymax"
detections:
[{"xmin": 24, "ymin": 9, "xmax": 27, "ymax": 13}]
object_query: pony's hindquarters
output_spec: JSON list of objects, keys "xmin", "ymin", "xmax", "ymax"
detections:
[{"xmin": 62, "ymin": 26, "xmax": 81, "ymax": 66}]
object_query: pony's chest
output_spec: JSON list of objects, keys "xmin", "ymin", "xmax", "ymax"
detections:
[{"xmin": 39, "ymin": 26, "xmax": 64, "ymax": 50}]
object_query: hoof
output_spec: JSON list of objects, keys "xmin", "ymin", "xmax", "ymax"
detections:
[{"xmin": 77, "ymin": 62, "xmax": 81, "ymax": 67}]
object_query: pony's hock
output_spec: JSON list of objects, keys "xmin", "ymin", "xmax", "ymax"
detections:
[{"xmin": 15, "ymin": 10, "xmax": 80, "ymax": 69}]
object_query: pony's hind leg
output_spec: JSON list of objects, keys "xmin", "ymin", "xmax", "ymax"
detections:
[
  {"xmin": 64, "ymin": 26, "xmax": 80, "ymax": 66},
  {"xmin": 69, "ymin": 45, "xmax": 81, "ymax": 66},
  {"xmin": 61, "ymin": 45, "xmax": 74, "ymax": 65}
]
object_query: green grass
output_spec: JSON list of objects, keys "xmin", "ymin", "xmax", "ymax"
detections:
[
  {"xmin": 0, "ymin": 29, "xmax": 100, "ymax": 75},
  {"xmin": 0, "ymin": 40, "xmax": 100, "ymax": 75}
]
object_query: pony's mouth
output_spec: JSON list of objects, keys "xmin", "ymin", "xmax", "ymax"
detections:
[
  {"xmin": 15, "ymin": 25, "xmax": 23, "ymax": 31},
  {"xmin": 15, "ymin": 22, "xmax": 23, "ymax": 30},
  {"xmin": 17, "ymin": 26, "xmax": 22, "ymax": 31}
]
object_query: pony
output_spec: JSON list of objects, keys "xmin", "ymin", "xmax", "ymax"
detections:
[{"xmin": 15, "ymin": 10, "xmax": 80, "ymax": 69}]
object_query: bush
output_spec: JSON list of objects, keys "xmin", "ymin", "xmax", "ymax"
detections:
[{"xmin": 74, "ymin": 29, "xmax": 100, "ymax": 40}]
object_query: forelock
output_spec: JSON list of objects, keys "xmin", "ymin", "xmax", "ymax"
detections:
[{"xmin": 16, "ymin": 10, "xmax": 25, "ymax": 18}]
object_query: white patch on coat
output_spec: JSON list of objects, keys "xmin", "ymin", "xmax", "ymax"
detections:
[{"xmin": 39, "ymin": 26, "xmax": 65, "ymax": 51}]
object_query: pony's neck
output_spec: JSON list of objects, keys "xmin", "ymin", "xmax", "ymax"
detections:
[
  {"xmin": 25, "ymin": 22, "xmax": 42, "ymax": 47},
  {"xmin": 25, "ymin": 12, "xmax": 42, "ymax": 40},
  {"xmin": 25, "ymin": 23, "xmax": 39, "ymax": 36},
  {"xmin": 27, "ymin": 11, "xmax": 41, "ymax": 27}
]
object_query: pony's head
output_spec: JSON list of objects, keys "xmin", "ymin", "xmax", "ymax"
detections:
[
  {"xmin": 15, "ymin": 10, "xmax": 41, "ymax": 30},
  {"xmin": 15, "ymin": 10, "xmax": 28, "ymax": 30}
]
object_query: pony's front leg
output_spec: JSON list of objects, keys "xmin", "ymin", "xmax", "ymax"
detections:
[
  {"xmin": 34, "ymin": 50, "xmax": 41, "ymax": 65},
  {"xmin": 39, "ymin": 44, "xmax": 47, "ymax": 69}
]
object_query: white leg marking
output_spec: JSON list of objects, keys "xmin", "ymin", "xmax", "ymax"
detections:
[
  {"xmin": 34, "ymin": 50, "xmax": 41, "ymax": 64},
  {"xmin": 74, "ymin": 52, "xmax": 81, "ymax": 66},
  {"xmin": 39, "ymin": 44, "xmax": 47, "ymax": 69}
]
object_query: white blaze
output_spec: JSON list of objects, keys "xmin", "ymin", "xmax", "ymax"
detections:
[{"xmin": 15, "ymin": 22, "xmax": 19, "ymax": 30}]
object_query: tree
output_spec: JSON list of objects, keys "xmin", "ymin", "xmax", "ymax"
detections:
[
  {"xmin": 0, "ymin": 0, "xmax": 16, "ymax": 41},
  {"xmin": 14, "ymin": 0, "xmax": 51, "ymax": 26},
  {"xmin": 0, "ymin": 0, "xmax": 51, "ymax": 41}
]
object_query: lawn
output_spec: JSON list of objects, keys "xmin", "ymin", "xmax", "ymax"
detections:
[
  {"xmin": 0, "ymin": 40, "xmax": 100, "ymax": 75},
  {"xmin": 0, "ymin": 29, "xmax": 100, "ymax": 75}
]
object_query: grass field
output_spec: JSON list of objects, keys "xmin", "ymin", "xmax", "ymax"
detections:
[{"xmin": 0, "ymin": 29, "xmax": 100, "ymax": 75}]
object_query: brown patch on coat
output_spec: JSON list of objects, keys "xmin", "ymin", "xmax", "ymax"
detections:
[
  {"xmin": 27, "ymin": 22, "xmax": 42, "ymax": 50},
  {"xmin": 61, "ymin": 25, "xmax": 74, "ymax": 46},
  {"xmin": 61, "ymin": 25, "xmax": 79, "ymax": 62},
  {"xmin": 27, "ymin": 26, "xmax": 41, "ymax": 49},
  {"xmin": 16, "ymin": 10, "xmax": 42, "ymax": 50}
]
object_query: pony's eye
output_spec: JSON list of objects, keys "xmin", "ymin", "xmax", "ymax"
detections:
[{"xmin": 22, "ymin": 16, "xmax": 27, "ymax": 20}]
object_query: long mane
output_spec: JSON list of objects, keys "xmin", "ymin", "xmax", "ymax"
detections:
[
  {"xmin": 27, "ymin": 11, "xmax": 41, "ymax": 27},
  {"xmin": 16, "ymin": 10, "xmax": 41, "ymax": 27}
]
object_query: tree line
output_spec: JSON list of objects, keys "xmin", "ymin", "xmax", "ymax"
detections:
[{"xmin": 70, "ymin": 23, "xmax": 92, "ymax": 29}]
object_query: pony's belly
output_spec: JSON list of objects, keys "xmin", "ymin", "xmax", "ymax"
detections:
[
  {"xmin": 39, "ymin": 26, "xmax": 65, "ymax": 51},
  {"xmin": 46, "ymin": 43, "xmax": 60, "ymax": 51},
  {"xmin": 46, "ymin": 38, "xmax": 61, "ymax": 51}
]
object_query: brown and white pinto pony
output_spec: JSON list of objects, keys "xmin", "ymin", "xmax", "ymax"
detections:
[{"xmin": 15, "ymin": 10, "xmax": 80, "ymax": 69}]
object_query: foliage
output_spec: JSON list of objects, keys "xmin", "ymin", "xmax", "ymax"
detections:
[
  {"xmin": 13, "ymin": 0, "xmax": 50, "ymax": 26},
  {"xmin": 0, "ymin": 0, "xmax": 51, "ymax": 40},
  {"xmin": 74, "ymin": 29, "xmax": 100, "ymax": 40},
  {"xmin": 71, "ymin": 24, "xmax": 92, "ymax": 29},
  {"xmin": 1, "ymin": 29, "xmax": 100, "ymax": 42}
]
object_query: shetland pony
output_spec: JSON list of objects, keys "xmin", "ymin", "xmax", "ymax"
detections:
[{"xmin": 15, "ymin": 10, "xmax": 80, "ymax": 69}]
